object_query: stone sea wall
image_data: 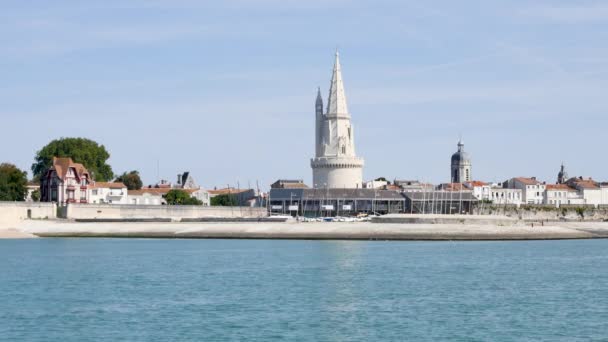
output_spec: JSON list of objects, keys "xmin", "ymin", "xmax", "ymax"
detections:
[
  {"xmin": 64, "ymin": 203, "xmax": 268, "ymax": 220},
  {"xmin": 474, "ymin": 206, "xmax": 608, "ymax": 221},
  {"xmin": 0, "ymin": 202, "xmax": 57, "ymax": 227}
]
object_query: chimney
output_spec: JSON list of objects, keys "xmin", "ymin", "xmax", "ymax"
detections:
[
  {"xmin": 177, "ymin": 174, "xmax": 182, "ymax": 186},
  {"xmin": 531, "ymin": 177, "xmax": 536, "ymax": 180}
]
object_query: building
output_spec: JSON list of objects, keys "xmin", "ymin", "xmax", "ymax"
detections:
[
  {"xmin": 464, "ymin": 181, "xmax": 522, "ymax": 206},
  {"xmin": 271, "ymin": 179, "xmax": 309, "ymax": 189},
  {"xmin": 566, "ymin": 177, "xmax": 603, "ymax": 206},
  {"xmin": 268, "ymin": 188, "xmax": 405, "ymax": 217},
  {"xmin": 40, "ymin": 157, "xmax": 91, "ymax": 205},
  {"xmin": 505, "ymin": 177, "xmax": 546, "ymax": 204},
  {"xmin": 451, "ymin": 140, "xmax": 472, "ymax": 183},
  {"xmin": 88, "ymin": 182, "xmax": 128, "ymax": 204},
  {"xmin": 393, "ymin": 180, "xmax": 434, "ymax": 192},
  {"xmin": 174, "ymin": 172, "xmax": 210, "ymax": 205},
  {"xmin": 311, "ymin": 52, "xmax": 364, "ymax": 189},
  {"xmin": 402, "ymin": 191, "xmax": 477, "ymax": 214},
  {"xmin": 208, "ymin": 188, "xmax": 259, "ymax": 207},
  {"xmin": 364, "ymin": 180, "xmax": 388, "ymax": 189},
  {"xmin": 127, "ymin": 189, "xmax": 164, "ymax": 205},
  {"xmin": 544, "ymin": 184, "xmax": 583, "ymax": 207}
]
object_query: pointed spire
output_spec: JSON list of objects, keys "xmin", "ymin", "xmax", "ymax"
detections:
[
  {"xmin": 326, "ymin": 51, "xmax": 349, "ymax": 116},
  {"xmin": 316, "ymin": 87, "xmax": 322, "ymax": 106}
]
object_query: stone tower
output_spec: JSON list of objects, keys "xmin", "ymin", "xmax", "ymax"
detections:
[
  {"xmin": 311, "ymin": 52, "xmax": 364, "ymax": 188},
  {"xmin": 557, "ymin": 163, "xmax": 568, "ymax": 184},
  {"xmin": 451, "ymin": 140, "xmax": 472, "ymax": 183}
]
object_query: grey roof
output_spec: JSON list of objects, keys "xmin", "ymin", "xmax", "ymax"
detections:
[
  {"xmin": 451, "ymin": 141, "xmax": 471, "ymax": 164},
  {"xmin": 269, "ymin": 188, "xmax": 405, "ymax": 200}
]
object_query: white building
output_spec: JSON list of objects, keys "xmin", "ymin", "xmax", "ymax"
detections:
[
  {"xmin": 465, "ymin": 181, "xmax": 523, "ymax": 206},
  {"xmin": 364, "ymin": 180, "xmax": 388, "ymax": 189},
  {"xmin": 544, "ymin": 184, "xmax": 583, "ymax": 207},
  {"xmin": 127, "ymin": 189, "xmax": 164, "ymax": 205},
  {"xmin": 311, "ymin": 52, "xmax": 364, "ymax": 189},
  {"xmin": 88, "ymin": 182, "xmax": 128, "ymax": 204},
  {"xmin": 506, "ymin": 177, "xmax": 546, "ymax": 205}
]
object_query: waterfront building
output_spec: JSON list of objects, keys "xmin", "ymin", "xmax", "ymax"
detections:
[
  {"xmin": 174, "ymin": 172, "xmax": 210, "ymax": 205},
  {"xmin": 127, "ymin": 189, "xmax": 164, "ymax": 205},
  {"xmin": 544, "ymin": 184, "xmax": 583, "ymax": 207},
  {"xmin": 402, "ymin": 191, "xmax": 477, "ymax": 214},
  {"xmin": 271, "ymin": 179, "xmax": 309, "ymax": 189},
  {"xmin": 311, "ymin": 52, "xmax": 364, "ymax": 189},
  {"xmin": 88, "ymin": 182, "xmax": 128, "ymax": 204},
  {"xmin": 268, "ymin": 188, "xmax": 404, "ymax": 217},
  {"xmin": 463, "ymin": 181, "xmax": 522, "ymax": 206},
  {"xmin": 505, "ymin": 177, "xmax": 546, "ymax": 205},
  {"xmin": 40, "ymin": 157, "xmax": 90, "ymax": 205},
  {"xmin": 450, "ymin": 140, "xmax": 472, "ymax": 183},
  {"xmin": 566, "ymin": 177, "xmax": 603, "ymax": 206}
]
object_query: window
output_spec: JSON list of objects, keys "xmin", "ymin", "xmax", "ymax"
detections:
[{"xmin": 92, "ymin": 190, "xmax": 98, "ymax": 196}]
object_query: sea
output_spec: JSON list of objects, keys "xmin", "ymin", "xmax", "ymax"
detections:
[{"xmin": 1, "ymin": 238, "xmax": 607, "ymax": 341}]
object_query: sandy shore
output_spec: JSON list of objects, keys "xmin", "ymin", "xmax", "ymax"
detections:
[{"xmin": 7, "ymin": 220, "xmax": 608, "ymax": 240}]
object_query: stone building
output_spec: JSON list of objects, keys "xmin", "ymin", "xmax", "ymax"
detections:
[
  {"xmin": 557, "ymin": 163, "xmax": 568, "ymax": 184},
  {"xmin": 311, "ymin": 52, "xmax": 364, "ymax": 189},
  {"xmin": 451, "ymin": 140, "xmax": 471, "ymax": 183}
]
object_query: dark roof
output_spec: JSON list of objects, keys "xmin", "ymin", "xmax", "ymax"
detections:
[{"xmin": 269, "ymin": 188, "xmax": 405, "ymax": 200}]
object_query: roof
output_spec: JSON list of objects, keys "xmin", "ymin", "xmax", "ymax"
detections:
[
  {"xmin": 438, "ymin": 183, "xmax": 467, "ymax": 191},
  {"xmin": 89, "ymin": 182, "xmax": 126, "ymax": 190},
  {"xmin": 208, "ymin": 188, "xmax": 253, "ymax": 195},
  {"xmin": 513, "ymin": 177, "xmax": 541, "ymax": 185},
  {"xmin": 129, "ymin": 188, "xmax": 197, "ymax": 196},
  {"xmin": 545, "ymin": 184, "xmax": 575, "ymax": 191},
  {"xmin": 326, "ymin": 51, "xmax": 349, "ymax": 116},
  {"xmin": 269, "ymin": 188, "xmax": 405, "ymax": 201},
  {"xmin": 271, "ymin": 179, "xmax": 309, "ymax": 189},
  {"xmin": 465, "ymin": 181, "xmax": 488, "ymax": 188},
  {"xmin": 51, "ymin": 157, "xmax": 89, "ymax": 180}
]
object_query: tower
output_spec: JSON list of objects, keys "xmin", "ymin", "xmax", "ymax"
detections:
[
  {"xmin": 557, "ymin": 163, "xmax": 568, "ymax": 184},
  {"xmin": 451, "ymin": 140, "xmax": 471, "ymax": 183},
  {"xmin": 311, "ymin": 52, "xmax": 364, "ymax": 188}
]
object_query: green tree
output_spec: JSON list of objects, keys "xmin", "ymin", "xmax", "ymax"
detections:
[
  {"xmin": 164, "ymin": 189, "xmax": 203, "ymax": 205},
  {"xmin": 0, "ymin": 163, "xmax": 28, "ymax": 201},
  {"xmin": 31, "ymin": 189, "xmax": 41, "ymax": 202},
  {"xmin": 374, "ymin": 177, "xmax": 391, "ymax": 185},
  {"xmin": 31, "ymin": 137, "xmax": 114, "ymax": 181},
  {"xmin": 210, "ymin": 194, "xmax": 238, "ymax": 206},
  {"xmin": 115, "ymin": 170, "xmax": 143, "ymax": 190}
]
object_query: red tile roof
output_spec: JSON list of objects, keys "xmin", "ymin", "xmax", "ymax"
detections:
[
  {"xmin": 51, "ymin": 157, "xmax": 89, "ymax": 180},
  {"xmin": 514, "ymin": 177, "xmax": 541, "ymax": 185},
  {"xmin": 545, "ymin": 184, "xmax": 575, "ymax": 191},
  {"xmin": 89, "ymin": 182, "xmax": 126, "ymax": 190}
]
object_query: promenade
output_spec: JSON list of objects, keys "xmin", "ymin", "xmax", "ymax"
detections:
[{"xmin": 5, "ymin": 220, "xmax": 608, "ymax": 240}]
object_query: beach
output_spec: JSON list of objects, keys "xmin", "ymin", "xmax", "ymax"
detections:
[{"xmin": 3, "ymin": 219, "xmax": 608, "ymax": 240}]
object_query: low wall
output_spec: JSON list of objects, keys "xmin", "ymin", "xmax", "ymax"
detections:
[
  {"xmin": 474, "ymin": 206, "xmax": 608, "ymax": 221},
  {"xmin": 0, "ymin": 202, "xmax": 57, "ymax": 227},
  {"xmin": 65, "ymin": 203, "xmax": 268, "ymax": 220}
]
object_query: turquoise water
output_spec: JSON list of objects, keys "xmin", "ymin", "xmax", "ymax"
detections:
[{"xmin": 1, "ymin": 239, "xmax": 608, "ymax": 341}]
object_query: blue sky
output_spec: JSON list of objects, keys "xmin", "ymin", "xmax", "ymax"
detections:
[{"xmin": 1, "ymin": 0, "xmax": 607, "ymax": 188}]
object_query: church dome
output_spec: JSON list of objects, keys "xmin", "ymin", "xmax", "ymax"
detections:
[{"xmin": 451, "ymin": 141, "xmax": 470, "ymax": 164}]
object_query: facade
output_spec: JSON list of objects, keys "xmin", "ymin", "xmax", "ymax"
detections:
[
  {"xmin": 506, "ymin": 177, "xmax": 546, "ymax": 204},
  {"xmin": 174, "ymin": 172, "xmax": 210, "ymax": 206},
  {"xmin": 88, "ymin": 182, "xmax": 128, "ymax": 204},
  {"xmin": 566, "ymin": 177, "xmax": 603, "ymax": 206},
  {"xmin": 402, "ymin": 191, "xmax": 477, "ymax": 214},
  {"xmin": 451, "ymin": 141, "xmax": 472, "ymax": 183},
  {"xmin": 311, "ymin": 52, "xmax": 364, "ymax": 189},
  {"xmin": 464, "ymin": 181, "xmax": 522, "ymax": 206},
  {"xmin": 40, "ymin": 157, "xmax": 91, "ymax": 205},
  {"xmin": 127, "ymin": 189, "xmax": 164, "ymax": 205},
  {"xmin": 269, "ymin": 188, "xmax": 404, "ymax": 217},
  {"xmin": 394, "ymin": 180, "xmax": 434, "ymax": 192},
  {"xmin": 544, "ymin": 184, "xmax": 583, "ymax": 207},
  {"xmin": 364, "ymin": 180, "xmax": 388, "ymax": 189}
]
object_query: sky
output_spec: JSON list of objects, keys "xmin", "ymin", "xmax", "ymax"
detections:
[{"xmin": 1, "ymin": 0, "xmax": 607, "ymax": 189}]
